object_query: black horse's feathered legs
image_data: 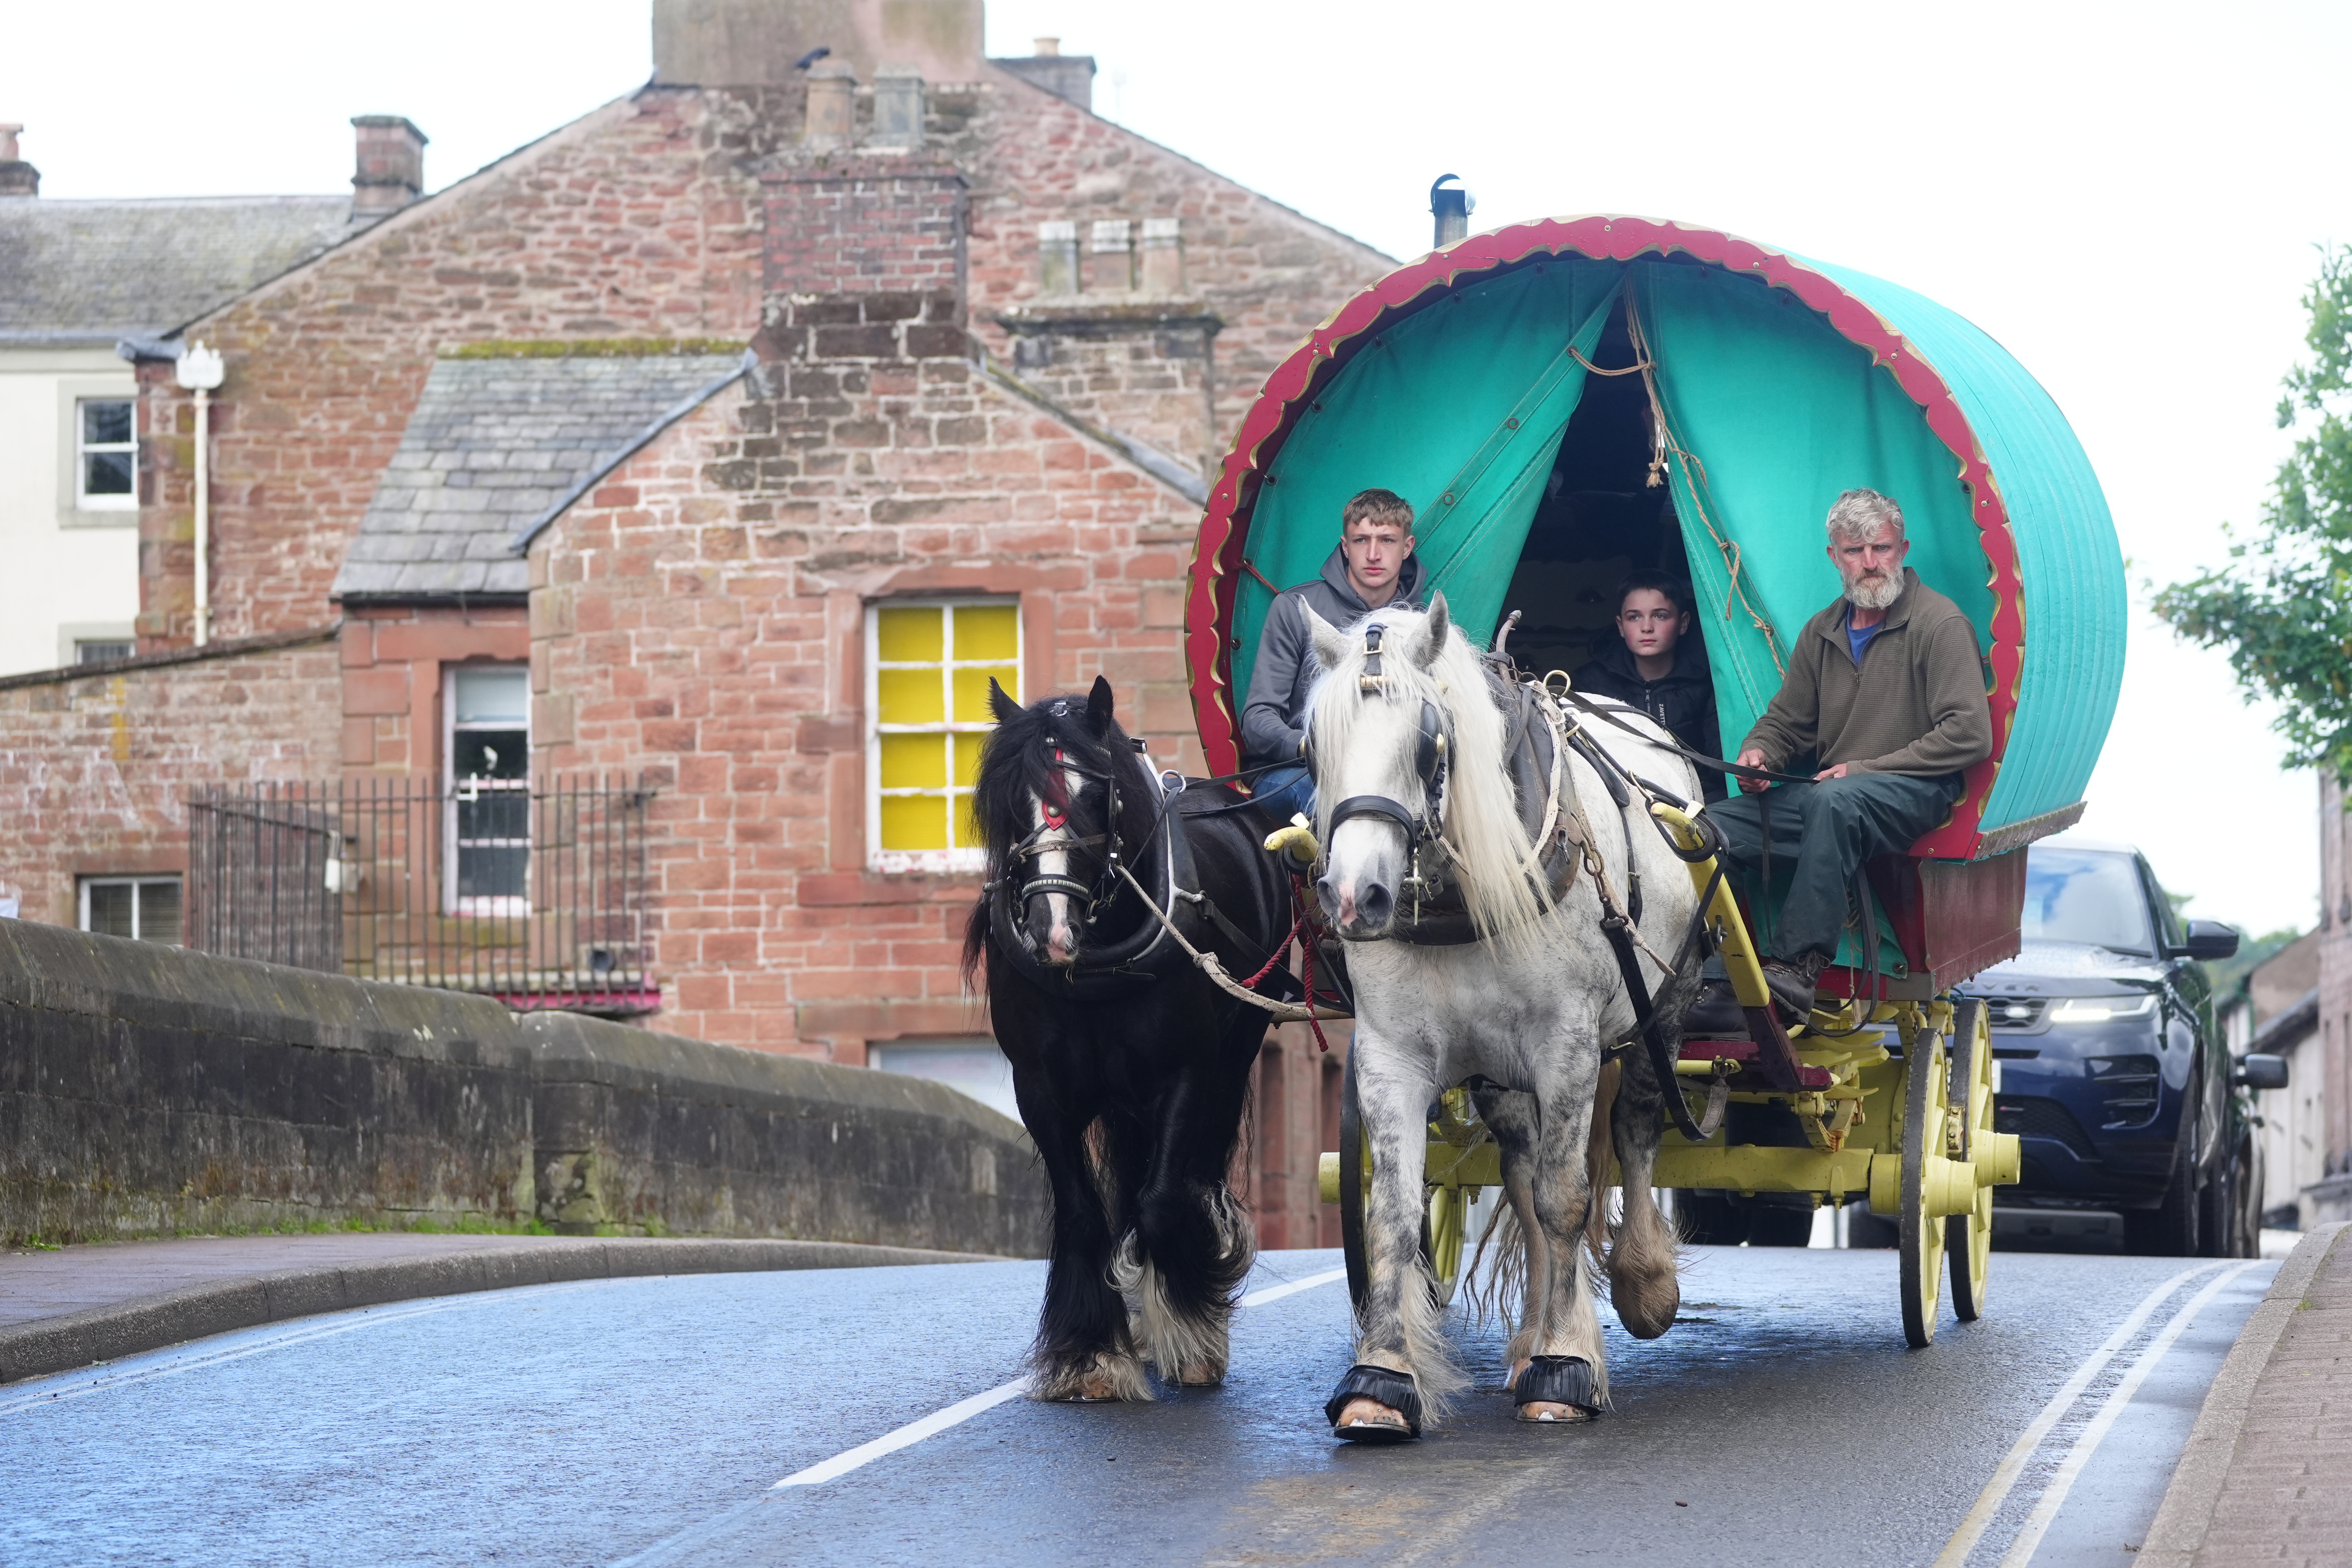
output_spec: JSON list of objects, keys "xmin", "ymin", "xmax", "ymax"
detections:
[{"xmin": 1013, "ymin": 1057, "xmax": 1151, "ymax": 1402}]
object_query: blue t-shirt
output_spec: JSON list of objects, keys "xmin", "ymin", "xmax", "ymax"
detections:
[{"xmin": 1846, "ymin": 606, "xmax": 1885, "ymax": 666}]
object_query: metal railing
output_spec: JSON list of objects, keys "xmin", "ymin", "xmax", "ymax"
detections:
[{"xmin": 186, "ymin": 777, "xmax": 655, "ymax": 1014}]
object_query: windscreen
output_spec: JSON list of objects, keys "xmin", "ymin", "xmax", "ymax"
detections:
[{"xmin": 2021, "ymin": 848, "xmax": 2154, "ymax": 956}]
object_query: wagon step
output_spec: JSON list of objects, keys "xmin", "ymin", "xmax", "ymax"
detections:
[{"xmin": 1678, "ymin": 1040, "xmax": 1833, "ymax": 1090}]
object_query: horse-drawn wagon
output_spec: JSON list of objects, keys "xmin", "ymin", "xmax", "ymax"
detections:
[{"xmin": 1182, "ymin": 216, "xmax": 2127, "ymax": 1359}]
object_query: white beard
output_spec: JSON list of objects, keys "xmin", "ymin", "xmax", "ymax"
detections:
[{"xmin": 1844, "ymin": 570, "xmax": 1902, "ymax": 612}]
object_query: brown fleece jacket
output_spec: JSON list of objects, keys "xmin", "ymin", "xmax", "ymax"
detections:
[{"xmin": 1741, "ymin": 568, "xmax": 1993, "ymax": 778}]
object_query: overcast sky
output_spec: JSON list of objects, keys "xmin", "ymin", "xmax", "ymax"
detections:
[{"xmin": 6, "ymin": 0, "xmax": 2339, "ymax": 934}]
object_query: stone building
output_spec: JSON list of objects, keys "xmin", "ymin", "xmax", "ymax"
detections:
[
  {"xmin": 0, "ymin": 0, "xmax": 1392, "ymax": 1246},
  {"xmin": 0, "ymin": 122, "xmax": 381, "ymax": 681},
  {"xmin": 2313, "ymin": 774, "xmax": 2352, "ymax": 1223}
]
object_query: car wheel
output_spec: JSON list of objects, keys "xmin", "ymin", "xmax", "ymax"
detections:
[
  {"xmin": 2126, "ymin": 1110, "xmax": 2201, "ymax": 1257},
  {"xmin": 1747, "ymin": 1202, "xmax": 1816, "ymax": 1248},
  {"xmin": 2198, "ymin": 1147, "xmax": 2239, "ymax": 1259},
  {"xmin": 1846, "ymin": 1203, "xmax": 1898, "ymax": 1249},
  {"xmin": 1679, "ymin": 1191, "xmax": 1749, "ymax": 1246}
]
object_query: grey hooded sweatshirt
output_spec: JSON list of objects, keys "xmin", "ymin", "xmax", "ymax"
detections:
[{"xmin": 1239, "ymin": 546, "xmax": 1425, "ymax": 767}]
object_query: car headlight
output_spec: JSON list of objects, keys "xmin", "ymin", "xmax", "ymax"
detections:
[{"xmin": 2049, "ymin": 995, "xmax": 2158, "ymax": 1023}]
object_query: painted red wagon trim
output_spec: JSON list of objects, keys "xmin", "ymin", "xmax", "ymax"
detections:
[{"xmin": 1183, "ymin": 215, "xmax": 2024, "ymax": 860}]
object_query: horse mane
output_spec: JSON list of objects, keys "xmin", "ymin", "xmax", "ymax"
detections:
[
  {"xmin": 1307, "ymin": 604, "xmax": 1551, "ymax": 947},
  {"xmin": 959, "ymin": 688, "xmax": 1157, "ymax": 987}
]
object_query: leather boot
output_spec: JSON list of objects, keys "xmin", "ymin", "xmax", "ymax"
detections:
[
  {"xmin": 1682, "ymin": 980, "xmax": 1745, "ymax": 1038},
  {"xmin": 1761, "ymin": 950, "xmax": 1831, "ymax": 1024},
  {"xmin": 1684, "ymin": 949, "xmax": 1831, "ymax": 1038}
]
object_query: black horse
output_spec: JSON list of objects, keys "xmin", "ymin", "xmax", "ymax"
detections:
[{"xmin": 965, "ymin": 676, "xmax": 1299, "ymax": 1400}]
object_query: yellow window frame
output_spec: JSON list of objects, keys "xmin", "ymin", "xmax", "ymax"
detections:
[{"xmin": 865, "ymin": 596, "xmax": 1022, "ymax": 873}]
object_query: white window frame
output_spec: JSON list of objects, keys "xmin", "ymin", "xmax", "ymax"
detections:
[
  {"xmin": 865, "ymin": 595, "xmax": 1021, "ymax": 875},
  {"xmin": 78, "ymin": 875, "xmax": 183, "ymax": 943},
  {"xmin": 443, "ymin": 665, "xmax": 532, "ymax": 916},
  {"xmin": 74, "ymin": 396, "xmax": 139, "ymax": 512}
]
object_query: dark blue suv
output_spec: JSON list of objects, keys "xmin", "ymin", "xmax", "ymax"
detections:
[{"xmin": 1959, "ymin": 835, "xmax": 2282, "ymax": 1257}]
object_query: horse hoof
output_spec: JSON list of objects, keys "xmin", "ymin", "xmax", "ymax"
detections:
[
  {"xmin": 1333, "ymin": 1404, "xmax": 1416, "ymax": 1443},
  {"xmin": 1515, "ymin": 1400, "xmax": 1594, "ymax": 1424}
]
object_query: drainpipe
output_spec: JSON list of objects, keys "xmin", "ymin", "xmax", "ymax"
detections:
[{"xmin": 173, "ymin": 343, "xmax": 224, "ymax": 646}]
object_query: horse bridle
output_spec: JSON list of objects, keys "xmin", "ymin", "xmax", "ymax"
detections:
[
  {"xmin": 1311, "ymin": 624, "xmax": 1452, "ymax": 869},
  {"xmin": 1004, "ymin": 701, "xmax": 1140, "ymax": 927}
]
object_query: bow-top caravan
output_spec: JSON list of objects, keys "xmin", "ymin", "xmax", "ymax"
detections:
[{"xmin": 1184, "ymin": 217, "xmax": 2127, "ymax": 1346}]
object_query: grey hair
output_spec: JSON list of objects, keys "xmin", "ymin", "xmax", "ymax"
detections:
[{"xmin": 1826, "ymin": 488, "xmax": 1904, "ymax": 544}]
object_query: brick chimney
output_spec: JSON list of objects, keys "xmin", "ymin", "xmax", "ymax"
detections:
[
  {"xmin": 759, "ymin": 158, "xmax": 970, "ymax": 363},
  {"xmin": 0, "ymin": 124, "xmax": 38, "ymax": 198},
  {"xmin": 992, "ymin": 38, "xmax": 1097, "ymax": 111},
  {"xmin": 351, "ymin": 115, "xmax": 427, "ymax": 218}
]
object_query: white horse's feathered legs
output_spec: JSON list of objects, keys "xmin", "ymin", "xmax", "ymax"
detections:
[{"xmin": 1333, "ymin": 1033, "xmax": 1467, "ymax": 1436}]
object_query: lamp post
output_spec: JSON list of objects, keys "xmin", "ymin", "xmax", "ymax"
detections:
[{"xmin": 173, "ymin": 342, "xmax": 224, "ymax": 646}]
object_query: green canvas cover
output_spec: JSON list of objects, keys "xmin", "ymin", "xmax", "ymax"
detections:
[{"xmin": 1232, "ymin": 257, "xmax": 1626, "ymax": 701}]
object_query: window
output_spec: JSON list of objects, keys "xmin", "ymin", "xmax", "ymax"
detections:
[
  {"xmin": 76, "ymin": 398, "xmax": 136, "ymax": 510},
  {"xmin": 79, "ymin": 875, "xmax": 182, "ymax": 944},
  {"xmin": 2020, "ymin": 846, "xmax": 2155, "ymax": 956},
  {"xmin": 75, "ymin": 639, "xmax": 134, "ymax": 664},
  {"xmin": 866, "ymin": 599, "xmax": 1020, "ymax": 873},
  {"xmin": 445, "ymin": 666, "xmax": 530, "ymax": 913}
]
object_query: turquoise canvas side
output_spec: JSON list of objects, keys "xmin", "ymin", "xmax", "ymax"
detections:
[
  {"xmin": 1805, "ymin": 261, "xmax": 2126, "ymax": 832},
  {"xmin": 1635, "ymin": 264, "xmax": 1993, "ymax": 768},
  {"xmin": 1229, "ymin": 257, "xmax": 1626, "ymax": 706}
]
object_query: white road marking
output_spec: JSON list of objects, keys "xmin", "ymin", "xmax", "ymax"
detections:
[
  {"xmin": 0, "ymin": 1280, "xmax": 604, "ymax": 1418},
  {"xmin": 770, "ymin": 1265, "xmax": 1351, "ymax": 1490},
  {"xmin": 1931, "ymin": 1261, "xmax": 2226, "ymax": 1568},
  {"xmin": 1997, "ymin": 1260, "xmax": 2260, "ymax": 1568},
  {"xmin": 1239, "ymin": 1267, "xmax": 1348, "ymax": 1309},
  {"xmin": 773, "ymin": 1378, "xmax": 1031, "ymax": 1488}
]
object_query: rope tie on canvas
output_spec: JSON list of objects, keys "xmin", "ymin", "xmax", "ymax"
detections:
[{"xmin": 1621, "ymin": 287, "xmax": 1788, "ymax": 676}]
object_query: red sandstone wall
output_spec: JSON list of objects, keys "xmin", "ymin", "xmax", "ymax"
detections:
[
  {"xmin": 527, "ymin": 329, "xmax": 1205, "ymax": 1054},
  {"xmin": 0, "ymin": 639, "xmax": 345, "ymax": 927},
  {"xmin": 339, "ymin": 606, "xmax": 531, "ymax": 779},
  {"xmin": 135, "ymin": 87, "xmax": 788, "ymax": 653}
]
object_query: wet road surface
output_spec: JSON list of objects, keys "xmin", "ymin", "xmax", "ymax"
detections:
[{"xmin": 0, "ymin": 1245, "xmax": 2269, "ymax": 1566}]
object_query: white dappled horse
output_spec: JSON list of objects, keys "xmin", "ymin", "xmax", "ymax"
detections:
[{"xmin": 1301, "ymin": 594, "xmax": 1704, "ymax": 1439}]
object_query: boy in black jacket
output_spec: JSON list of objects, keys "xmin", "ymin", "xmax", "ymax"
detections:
[{"xmin": 1570, "ymin": 570, "xmax": 1725, "ymax": 802}]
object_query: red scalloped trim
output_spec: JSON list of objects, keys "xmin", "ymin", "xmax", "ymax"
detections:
[{"xmin": 1184, "ymin": 215, "xmax": 2025, "ymax": 860}]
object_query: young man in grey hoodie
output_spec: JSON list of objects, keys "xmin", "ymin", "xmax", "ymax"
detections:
[{"xmin": 1241, "ymin": 488, "xmax": 1425, "ymax": 823}]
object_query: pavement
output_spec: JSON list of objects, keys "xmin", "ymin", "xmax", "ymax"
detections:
[
  {"xmin": 0, "ymin": 1236, "xmax": 2310, "ymax": 1566},
  {"xmin": 0, "ymin": 1230, "xmax": 994, "ymax": 1386},
  {"xmin": 2141, "ymin": 1221, "xmax": 2352, "ymax": 1568}
]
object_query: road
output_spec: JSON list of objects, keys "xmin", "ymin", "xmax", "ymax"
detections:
[{"xmin": 0, "ymin": 1245, "xmax": 2270, "ymax": 1567}]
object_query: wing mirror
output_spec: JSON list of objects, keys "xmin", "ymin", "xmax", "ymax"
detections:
[
  {"xmin": 2180, "ymin": 919, "xmax": 2240, "ymax": 961},
  {"xmin": 2235, "ymin": 1053, "xmax": 2289, "ymax": 1092}
]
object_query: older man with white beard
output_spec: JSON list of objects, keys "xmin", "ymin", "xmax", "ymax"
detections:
[{"xmin": 1683, "ymin": 488, "xmax": 1994, "ymax": 1033}]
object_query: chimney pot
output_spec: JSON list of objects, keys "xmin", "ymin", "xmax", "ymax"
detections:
[
  {"xmin": 0, "ymin": 123, "xmax": 37, "ymax": 198},
  {"xmin": 872, "ymin": 66, "xmax": 925, "ymax": 147},
  {"xmin": 1033, "ymin": 36, "xmax": 1060, "ymax": 56},
  {"xmin": 352, "ymin": 115, "xmax": 428, "ymax": 218},
  {"xmin": 803, "ymin": 60, "xmax": 857, "ymax": 148}
]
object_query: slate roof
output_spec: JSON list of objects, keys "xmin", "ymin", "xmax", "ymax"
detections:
[
  {"xmin": 332, "ymin": 353, "xmax": 750, "ymax": 602},
  {"xmin": 0, "ymin": 196, "xmax": 358, "ymax": 344}
]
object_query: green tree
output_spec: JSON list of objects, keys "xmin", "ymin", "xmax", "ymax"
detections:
[{"xmin": 2154, "ymin": 245, "xmax": 2352, "ymax": 782}]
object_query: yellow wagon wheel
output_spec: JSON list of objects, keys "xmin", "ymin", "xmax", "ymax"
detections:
[
  {"xmin": 1947, "ymin": 998, "xmax": 1995, "ymax": 1321},
  {"xmin": 1337, "ymin": 1053, "xmax": 1480, "ymax": 1315},
  {"xmin": 1899, "ymin": 1025, "xmax": 1951, "ymax": 1348}
]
